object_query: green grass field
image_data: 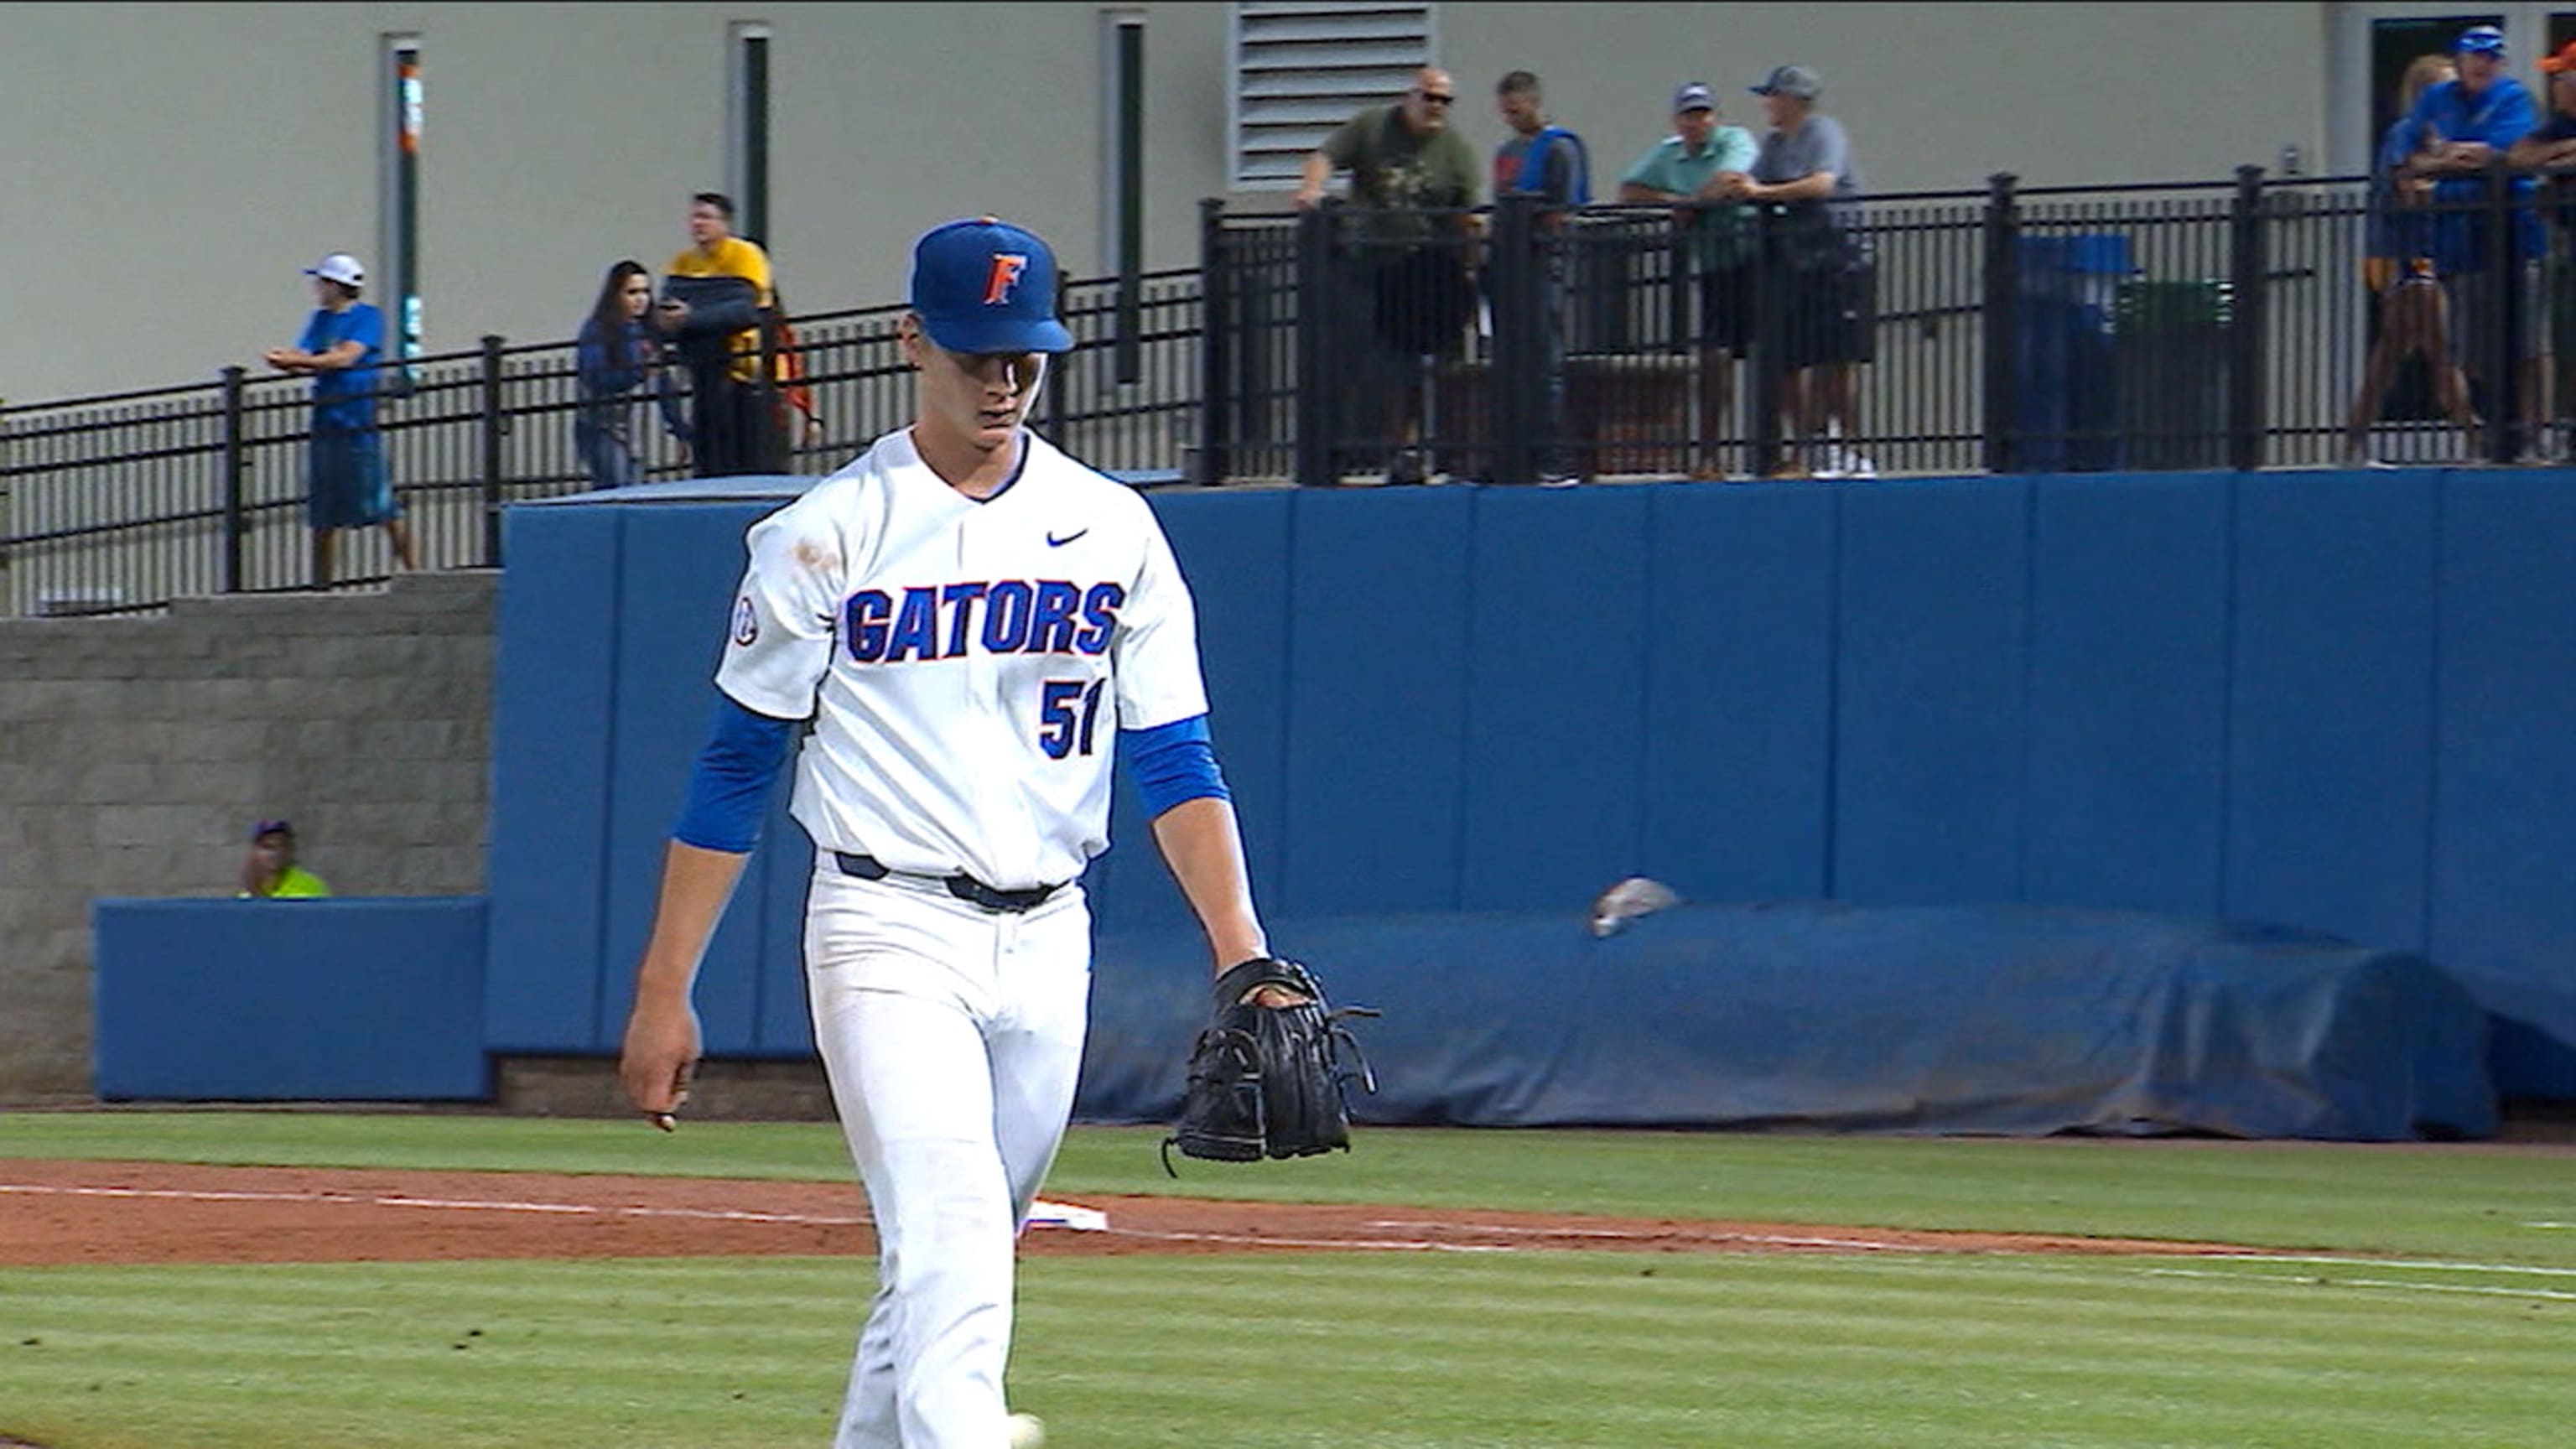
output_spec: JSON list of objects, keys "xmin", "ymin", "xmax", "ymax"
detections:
[{"xmin": 2, "ymin": 1112, "xmax": 2571, "ymax": 1447}]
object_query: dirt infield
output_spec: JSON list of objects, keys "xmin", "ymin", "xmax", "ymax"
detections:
[{"xmin": 0, "ymin": 1159, "xmax": 2264, "ymax": 1265}]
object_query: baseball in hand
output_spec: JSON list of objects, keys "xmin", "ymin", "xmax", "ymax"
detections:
[{"xmin": 1007, "ymin": 1412, "xmax": 1047, "ymax": 1448}]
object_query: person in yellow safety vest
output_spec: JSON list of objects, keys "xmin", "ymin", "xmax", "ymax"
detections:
[{"xmin": 239, "ymin": 819, "xmax": 332, "ymax": 899}]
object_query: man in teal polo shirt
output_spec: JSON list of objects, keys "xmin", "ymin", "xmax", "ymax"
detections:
[{"xmin": 1618, "ymin": 83, "xmax": 1758, "ymax": 479}]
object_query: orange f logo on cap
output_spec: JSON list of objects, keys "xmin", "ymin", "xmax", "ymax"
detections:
[{"xmin": 983, "ymin": 253, "xmax": 1030, "ymax": 305}]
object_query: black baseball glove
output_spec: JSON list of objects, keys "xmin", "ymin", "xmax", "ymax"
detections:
[{"xmin": 1163, "ymin": 957, "xmax": 1377, "ymax": 1172}]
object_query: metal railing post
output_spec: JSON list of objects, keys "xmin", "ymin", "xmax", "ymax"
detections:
[
  {"xmin": 2226, "ymin": 164, "xmax": 2267, "ymax": 471},
  {"xmin": 1491, "ymin": 193, "xmax": 1540, "ymax": 486},
  {"xmin": 1292, "ymin": 204, "xmax": 1336, "ymax": 487},
  {"xmin": 219, "ymin": 366, "xmax": 247, "ymax": 594},
  {"xmin": 757, "ymin": 309, "xmax": 787, "ymax": 471},
  {"xmin": 1981, "ymin": 172, "xmax": 2021, "ymax": 475},
  {"xmin": 2485, "ymin": 164, "xmax": 2521, "ymax": 464},
  {"xmin": 480, "ymin": 334, "xmax": 506, "ymax": 564},
  {"xmin": 1749, "ymin": 203, "xmax": 1784, "ymax": 479},
  {"xmin": 1194, "ymin": 198, "xmax": 1232, "ymax": 486}
]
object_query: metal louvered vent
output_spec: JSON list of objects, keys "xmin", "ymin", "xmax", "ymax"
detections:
[{"xmin": 1231, "ymin": 2, "xmax": 1434, "ymax": 190}]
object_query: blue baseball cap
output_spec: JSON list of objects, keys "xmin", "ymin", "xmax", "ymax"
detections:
[
  {"xmin": 908, "ymin": 216, "xmax": 1074, "ymax": 355},
  {"xmin": 2458, "ymin": 23, "xmax": 2506, "ymax": 55}
]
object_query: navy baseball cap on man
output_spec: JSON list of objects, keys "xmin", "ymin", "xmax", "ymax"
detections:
[
  {"xmin": 1672, "ymin": 81, "xmax": 1715, "ymax": 112},
  {"xmin": 2457, "ymin": 23, "xmax": 2507, "ymax": 55},
  {"xmin": 909, "ymin": 217, "xmax": 1075, "ymax": 355}
]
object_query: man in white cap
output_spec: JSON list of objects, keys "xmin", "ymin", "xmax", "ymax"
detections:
[{"xmin": 262, "ymin": 252, "xmax": 417, "ymax": 584}]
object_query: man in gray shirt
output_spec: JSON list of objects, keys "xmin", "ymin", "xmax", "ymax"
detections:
[{"xmin": 1722, "ymin": 65, "xmax": 1875, "ymax": 478}]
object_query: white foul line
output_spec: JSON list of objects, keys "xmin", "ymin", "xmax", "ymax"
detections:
[
  {"xmin": 2140, "ymin": 1265, "xmax": 2576, "ymax": 1302},
  {"xmin": 1366, "ymin": 1218, "xmax": 1924, "ymax": 1251},
  {"xmin": 0, "ymin": 1181, "xmax": 870, "ymax": 1228},
  {"xmin": 2212, "ymin": 1254, "xmax": 2576, "ymax": 1278},
  {"xmin": 1101, "ymin": 1225, "xmax": 1514, "ymax": 1253}
]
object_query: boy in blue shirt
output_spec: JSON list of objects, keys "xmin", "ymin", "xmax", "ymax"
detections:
[{"xmin": 263, "ymin": 252, "xmax": 417, "ymax": 585}]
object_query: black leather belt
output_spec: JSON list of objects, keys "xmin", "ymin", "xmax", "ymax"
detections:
[{"xmin": 833, "ymin": 852, "xmax": 1066, "ymax": 913}]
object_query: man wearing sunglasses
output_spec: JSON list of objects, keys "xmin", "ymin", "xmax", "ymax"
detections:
[{"xmin": 1297, "ymin": 67, "xmax": 1483, "ymax": 484}]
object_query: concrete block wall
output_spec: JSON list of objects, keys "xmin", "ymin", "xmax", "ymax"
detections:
[{"xmin": 0, "ymin": 571, "xmax": 497, "ymax": 1102}]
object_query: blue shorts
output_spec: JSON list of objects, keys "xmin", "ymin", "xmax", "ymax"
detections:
[{"xmin": 308, "ymin": 427, "xmax": 397, "ymax": 529}]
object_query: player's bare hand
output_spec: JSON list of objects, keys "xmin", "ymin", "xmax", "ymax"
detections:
[
  {"xmin": 1291, "ymin": 189, "xmax": 1324, "ymax": 212},
  {"xmin": 618, "ymin": 1000, "xmax": 703, "ymax": 1130}
]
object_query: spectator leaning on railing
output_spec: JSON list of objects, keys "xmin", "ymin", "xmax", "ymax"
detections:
[
  {"xmin": 262, "ymin": 252, "xmax": 420, "ymax": 586},
  {"xmin": 2347, "ymin": 52, "xmax": 2482, "ymax": 467},
  {"xmin": 574, "ymin": 260, "xmax": 692, "ymax": 489},
  {"xmin": 2506, "ymin": 38, "xmax": 2576, "ymax": 454},
  {"xmin": 657, "ymin": 191, "xmax": 786, "ymax": 478},
  {"xmin": 1618, "ymin": 81, "xmax": 1759, "ymax": 480},
  {"xmin": 2402, "ymin": 23, "xmax": 2547, "ymax": 461},
  {"xmin": 1722, "ymin": 64, "xmax": 1873, "ymax": 480},
  {"xmin": 1296, "ymin": 66, "xmax": 1483, "ymax": 486}
]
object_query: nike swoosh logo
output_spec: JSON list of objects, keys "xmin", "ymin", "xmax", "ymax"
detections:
[{"xmin": 1046, "ymin": 529, "xmax": 1088, "ymax": 547}]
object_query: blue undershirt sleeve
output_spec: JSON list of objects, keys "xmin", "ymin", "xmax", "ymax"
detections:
[
  {"xmin": 1119, "ymin": 714, "xmax": 1230, "ymax": 819},
  {"xmin": 672, "ymin": 694, "xmax": 799, "ymax": 854}
]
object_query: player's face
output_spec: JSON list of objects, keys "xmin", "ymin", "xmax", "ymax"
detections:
[
  {"xmin": 903, "ymin": 319, "xmax": 1047, "ymax": 453},
  {"xmin": 2457, "ymin": 49, "xmax": 2501, "ymax": 92},
  {"xmin": 1675, "ymin": 106, "xmax": 1716, "ymax": 148},
  {"xmin": 1762, "ymin": 91, "xmax": 1801, "ymax": 129},
  {"xmin": 2554, "ymin": 69, "xmax": 2576, "ymax": 115},
  {"xmin": 251, "ymin": 832, "xmax": 294, "ymax": 872},
  {"xmin": 1498, "ymin": 87, "xmax": 1540, "ymax": 132},
  {"xmin": 621, "ymin": 273, "xmax": 655, "ymax": 319},
  {"xmin": 688, "ymin": 202, "xmax": 730, "ymax": 247}
]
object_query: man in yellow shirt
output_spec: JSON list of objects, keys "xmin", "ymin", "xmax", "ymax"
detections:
[
  {"xmin": 657, "ymin": 191, "xmax": 785, "ymax": 476},
  {"xmin": 239, "ymin": 819, "xmax": 332, "ymax": 899}
]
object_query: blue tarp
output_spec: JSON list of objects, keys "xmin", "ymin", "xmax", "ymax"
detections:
[{"xmin": 1079, "ymin": 902, "xmax": 2497, "ymax": 1141}]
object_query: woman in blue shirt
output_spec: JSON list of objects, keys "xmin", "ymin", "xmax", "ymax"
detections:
[{"xmin": 574, "ymin": 260, "xmax": 691, "ymax": 488}]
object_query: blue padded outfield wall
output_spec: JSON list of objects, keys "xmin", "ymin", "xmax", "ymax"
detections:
[
  {"xmin": 1082, "ymin": 903, "xmax": 2496, "ymax": 1140},
  {"xmin": 481, "ymin": 468, "xmax": 2576, "ymax": 1110},
  {"xmin": 94, "ymin": 898, "xmax": 489, "ymax": 1101}
]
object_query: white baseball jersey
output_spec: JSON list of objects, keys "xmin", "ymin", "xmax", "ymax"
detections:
[{"xmin": 716, "ymin": 428, "xmax": 1209, "ymax": 889}]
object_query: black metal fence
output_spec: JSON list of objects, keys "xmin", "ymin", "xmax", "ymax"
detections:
[
  {"xmin": 1199, "ymin": 168, "xmax": 2568, "ymax": 487},
  {"xmin": 0, "ymin": 270, "xmax": 1204, "ymax": 616},
  {"xmin": 8, "ymin": 168, "xmax": 2570, "ymax": 615}
]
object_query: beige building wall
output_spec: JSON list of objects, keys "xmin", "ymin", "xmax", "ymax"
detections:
[{"xmin": 2, "ymin": 3, "xmax": 2327, "ymax": 406}]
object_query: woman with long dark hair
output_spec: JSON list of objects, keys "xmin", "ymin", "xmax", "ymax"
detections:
[{"xmin": 574, "ymin": 259, "xmax": 690, "ymax": 487}]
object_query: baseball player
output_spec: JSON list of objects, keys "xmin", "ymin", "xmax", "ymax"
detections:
[{"xmin": 618, "ymin": 217, "xmax": 1285, "ymax": 1449}]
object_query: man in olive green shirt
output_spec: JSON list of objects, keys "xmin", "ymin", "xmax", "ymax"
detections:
[
  {"xmin": 1619, "ymin": 82, "xmax": 1759, "ymax": 480},
  {"xmin": 1297, "ymin": 67, "xmax": 1483, "ymax": 484}
]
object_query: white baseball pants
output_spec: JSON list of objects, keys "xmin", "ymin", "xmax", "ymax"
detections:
[{"xmin": 805, "ymin": 865, "xmax": 1093, "ymax": 1449}]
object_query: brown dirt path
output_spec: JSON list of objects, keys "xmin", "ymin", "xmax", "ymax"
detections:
[{"xmin": 0, "ymin": 1159, "xmax": 2262, "ymax": 1266}]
